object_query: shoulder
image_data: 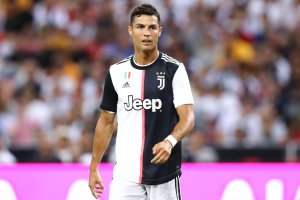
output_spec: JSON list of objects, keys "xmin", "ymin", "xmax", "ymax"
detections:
[
  {"xmin": 160, "ymin": 53, "xmax": 182, "ymax": 66},
  {"xmin": 110, "ymin": 55, "xmax": 133, "ymax": 71}
]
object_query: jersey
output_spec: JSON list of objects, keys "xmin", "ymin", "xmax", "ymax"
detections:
[{"xmin": 100, "ymin": 52, "xmax": 194, "ymax": 185}]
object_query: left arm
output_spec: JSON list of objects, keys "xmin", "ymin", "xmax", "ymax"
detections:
[{"xmin": 151, "ymin": 104, "xmax": 194, "ymax": 164}]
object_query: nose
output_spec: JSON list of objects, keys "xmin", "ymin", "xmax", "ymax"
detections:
[{"xmin": 143, "ymin": 29, "xmax": 150, "ymax": 37}]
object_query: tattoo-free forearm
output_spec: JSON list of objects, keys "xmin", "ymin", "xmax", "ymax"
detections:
[
  {"xmin": 171, "ymin": 105, "xmax": 194, "ymax": 142},
  {"xmin": 90, "ymin": 112, "xmax": 115, "ymax": 171}
]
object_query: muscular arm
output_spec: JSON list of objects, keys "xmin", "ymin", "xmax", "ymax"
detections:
[
  {"xmin": 151, "ymin": 104, "xmax": 194, "ymax": 164},
  {"xmin": 90, "ymin": 111, "xmax": 116, "ymax": 170},
  {"xmin": 170, "ymin": 104, "xmax": 195, "ymax": 142},
  {"xmin": 89, "ymin": 110, "xmax": 116, "ymax": 198}
]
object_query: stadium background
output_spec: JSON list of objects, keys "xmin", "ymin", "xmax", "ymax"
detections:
[
  {"xmin": 1, "ymin": 0, "xmax": 300, "ymax": 199},
  {"xmin": 1, "ymin": 0, "xmax": 300, "ymax": 167}
]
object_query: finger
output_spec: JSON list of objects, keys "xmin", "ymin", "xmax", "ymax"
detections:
[
  {"xmin": 89, "ymin": 182, "xmax": 104, "ymax": 199},
  {"xmin": 159, "ymin": 153, "xmax": 170, "ymax": 164},
  {"xmin": 92, "ymin": 187, "xmax": 104, "ymax": 199},
  {"xmin": 91, "ymin": 190, "xmax": 99, "ymax": 199},
  {"xmin": 156, "ymin": 152, "xmax": 169, "ymax": 164},
  {"xmin": 95, "ymin": 189, "xmax": 103, "ymax": 196},
  {"xmin": 151, "ymin": 150, "xmax": 165, "ymax": 163},
  {"xmin": 96, "ymin": 182, "xmax": 105, "ymax": 190},
  {"xmin": 95, "ymin": 186, "xmax": 104, "ymax": 193},
  {"xmin": 152, "ymin": 145, "xmax": 158, "ymax": 154}
]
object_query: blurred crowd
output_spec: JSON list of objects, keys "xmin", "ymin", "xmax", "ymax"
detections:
[{"xmin": 0, "ymin": 0, "xmax": 300, "ymax": 164}]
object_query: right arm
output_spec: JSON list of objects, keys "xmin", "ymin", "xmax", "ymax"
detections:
[
  {"xmin": 89, "ymin": 68, "xmax": 118, "ymax": 198},
  {"xmin": 89, "ymin": 110, "xmax": 116, "ymax": 199}
]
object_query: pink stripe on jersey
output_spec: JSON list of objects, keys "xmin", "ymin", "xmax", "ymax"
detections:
[{"xmin": 139, "ymin": 70, "xmax": 145, "ymax": 183}]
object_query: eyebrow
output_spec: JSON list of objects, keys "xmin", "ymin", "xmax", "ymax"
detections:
[{"xmin": 135, "ymin": 23, "xmax": 158, "ymax": 27}]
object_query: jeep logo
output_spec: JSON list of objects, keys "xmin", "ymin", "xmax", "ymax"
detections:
[{"xmin": 124, "ymin": 95, "xmax": 162, "ymax": 112}]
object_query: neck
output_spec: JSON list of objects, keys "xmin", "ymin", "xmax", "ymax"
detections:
[{"xmin": 133, "ymin": 49, "xmax": 159, "ymax": 66}]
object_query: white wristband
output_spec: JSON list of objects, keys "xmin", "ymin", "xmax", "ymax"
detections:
[{"xmin": 165, "ymin": 135, "xmax": 178, "ymax": 147}]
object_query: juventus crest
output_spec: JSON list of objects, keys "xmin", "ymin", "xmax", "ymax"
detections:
[{"xmin": 156, "ymin": 72, "xmax": 165, "ymax": 90}]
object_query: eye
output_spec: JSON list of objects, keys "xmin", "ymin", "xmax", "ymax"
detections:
[{"xmin": 149, "ymin": 26, "xmax": 157, "ymax": 30}]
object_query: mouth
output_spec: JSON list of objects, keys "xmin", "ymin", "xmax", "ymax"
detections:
[{"xmin": 142, "ymin": 39, "xmax": 152, "ymax": 44}]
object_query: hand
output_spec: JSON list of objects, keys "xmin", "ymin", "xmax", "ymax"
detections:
[
  {"xmin": 151, "ymin": 140, "xmax": 173, "ymax": 164},
  {"xmin": 88, "ymin": 170, "xmax": 104, "ymax": 199}
]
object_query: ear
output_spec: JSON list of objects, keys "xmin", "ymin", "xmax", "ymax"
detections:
[
  {"xmin": 128, "ymin": 26, "xmax": 133, "ymax": 36},
  {"xmin": 158, "ymin": 26, "xmax": 162, "ymax": 37}
]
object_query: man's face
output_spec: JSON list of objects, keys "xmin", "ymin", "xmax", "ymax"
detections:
[{"xmin": 128, "ymin": 15, "xmax": 162, "ymax": 53}]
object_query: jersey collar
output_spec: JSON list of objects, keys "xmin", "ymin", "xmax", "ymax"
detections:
[{"xmin": 131, "ymin": 52, "xmax": 162, "ymax": 70}]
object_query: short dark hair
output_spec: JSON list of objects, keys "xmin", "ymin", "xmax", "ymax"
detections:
[{"xmin": 130, "ymin": 4, "xmax": 161, "ymax": 25}]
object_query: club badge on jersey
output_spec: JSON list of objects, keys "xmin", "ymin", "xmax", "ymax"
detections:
[{"xmin": 156, "ymin": 72, "xmax": 165, "ymax": 90}]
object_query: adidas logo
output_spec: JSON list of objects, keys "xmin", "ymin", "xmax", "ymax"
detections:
[{"xmin": 122, "ymin": 82, "xmax": 130, "ymax": 88}]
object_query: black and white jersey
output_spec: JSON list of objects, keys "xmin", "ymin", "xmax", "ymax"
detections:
[{"xmin": 100, "ymin": 52, "xmax": 194, "ymax": 185}]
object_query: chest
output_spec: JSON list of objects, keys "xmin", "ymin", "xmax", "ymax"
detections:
[{"xmin": 113, "ymin": 67, "xmax": 173, "ymax": 101}]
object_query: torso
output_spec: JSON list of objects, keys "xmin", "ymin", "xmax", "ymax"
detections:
[{"xmin": 101, "ymin": 52, "xmax": 194, "ymax": 184}]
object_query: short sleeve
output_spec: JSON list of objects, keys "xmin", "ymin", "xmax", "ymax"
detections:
[
  {"xmin": 172, "ymin": 63, "xmax": 194, "ymax": 108},
  {"xmin": 100, "ymin": 70, "xmax": 118, "ymax": 112}
]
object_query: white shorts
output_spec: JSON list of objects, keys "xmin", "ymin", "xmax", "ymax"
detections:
[{"xmin": 109, "ymin": 176, "xmax": 181, "ymax": 200}]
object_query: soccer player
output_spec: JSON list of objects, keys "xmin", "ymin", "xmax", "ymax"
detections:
[{"xmin": 88, "ymin": 3, "xmax": 194, "ymax": 200}]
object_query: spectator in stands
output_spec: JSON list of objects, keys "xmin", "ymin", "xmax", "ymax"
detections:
[
  {"xmin": 184, "ymin": 129, "xmax": 218, "ymax": 162},
  {"xmin": 33, "ymin": 134, "xmax": 61, "ymax": 163},
  {"xmin": 1, "ymin": 0, "xmax": 300, "ymax": 163},
  {"xmin": 0, "ymin": 136, "xmax": 17, "ymax": 164}
]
